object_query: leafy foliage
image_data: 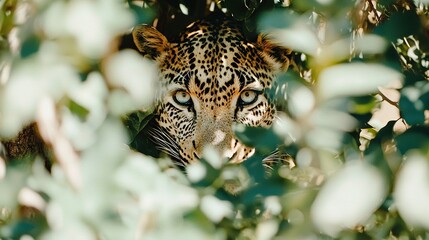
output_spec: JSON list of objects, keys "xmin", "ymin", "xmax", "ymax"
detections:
[{"xmin": 1, "ymin": 0, "xmax": 429, "ymax": 239}]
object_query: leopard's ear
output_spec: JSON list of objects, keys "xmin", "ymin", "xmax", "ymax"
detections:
[
  {"xmin": 257, "ymin": 34, "xmax": 292, "ymax": 72},
  {"xmin": 132, "ymin": 25, "xmax": 169, "ymax": 60}
]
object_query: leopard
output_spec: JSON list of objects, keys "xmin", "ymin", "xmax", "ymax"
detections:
[{"xmin": 132, "ymin": 14, "xmax": 291, "ymax": 168}]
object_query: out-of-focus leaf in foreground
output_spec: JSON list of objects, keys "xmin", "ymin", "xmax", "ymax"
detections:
[{"xmin": 318, "ymin": 63, "xmax": 403, "ymax": 99}]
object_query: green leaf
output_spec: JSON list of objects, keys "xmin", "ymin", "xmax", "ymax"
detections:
[
  {"xmin": 402, "ymin": 71, "xmax": 426, "ymax": 87},
  {"xmin": 257, "ymin": 9, "xmax": 300, "ymax": 30},
  {"xmin": 349, "ymin": 95, "xmax": 377, "ymax": 115},
  {"xmin": 233, "ymin": 125, "xmax": 282, "ymax": 154},
  {"xmin": 222, "ymin": 0, "xmax": 260, "ymax": 21},
  {"xmin": 122, "ymin": 110, "xmax": 153, "ymax": 142},
  {"xmin": 127, "ymin": 1, "xmax": 155, "ymax": 25},
  {"xmin": 243, "ymin": 154, "xmax": 266, "ymax": 183},
  {"xmin": 125, "ymin": 112, "xmax": 162, "ymax": 158},
  {"xmin": 395, "ymin": 126, "xmax": 429, "ymax": 155},
  {"xmin": 3, "ymin": 217, "xmax": 48, "ymax": 239},
  {"xmin": 378, "ymin": 0, "xmax": 396, "ymax": 6},
  {"xmin": 123, "ymin": 110, "xmax": 162, "ymax": 159},
  {"xmin": 291, "ymin": 0, "xmax": 355, "ymax": 15},
  {"xmin": 420, "ymin": 91, "xmax": 429, "ymax": 110},
  {"xmin": 364, "ymin": 121, "xmax": 396, "ymax": 179},
  {"xmin": 349, "ymin": 96, "xmax": 377, "ymax": 129},
  {"xmin": 242, "ymin": 181, "xmax": 285, "ymax": 205},
  {"xmin": 374, "ymin": 11, "xmax": 421, "ymax": 42},
  {"xmin": 399, "ymin": 87, "xmax": 426, "ymax": 125},
  {"xmin": 20, "ymin": 35, "xmax": 40, "ymax": 58},
  {"xmin": 67, "ymin": 99, "xmax": 89, "ymax": 120}
]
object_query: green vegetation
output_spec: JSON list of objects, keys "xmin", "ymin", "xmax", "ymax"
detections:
[{"xmin": 1, "ymin": 0, "xmax": 429, "ymax": 239}]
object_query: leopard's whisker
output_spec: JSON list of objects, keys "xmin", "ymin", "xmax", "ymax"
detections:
[{"xmin": 147, "ymin": 127, "xmax": 186, "ymax": 167}]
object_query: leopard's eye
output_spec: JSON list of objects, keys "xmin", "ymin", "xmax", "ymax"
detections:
[
  {"xmin": 238, "ymin": 90, "xmax": 259, "ymax": 106},
  {"xmin": 173, "ymin": 90, "xmax": 192, "ymax": 106}
]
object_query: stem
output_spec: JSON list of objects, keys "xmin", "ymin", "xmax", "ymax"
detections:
[{"xmin": 378, "ymin": 91, "xmax": 399, "ymax": 108}]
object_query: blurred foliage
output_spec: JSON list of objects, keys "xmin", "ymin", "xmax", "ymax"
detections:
[{"xmin": 0, "ymin": 0, "xmax": 429, "ymax": 239}]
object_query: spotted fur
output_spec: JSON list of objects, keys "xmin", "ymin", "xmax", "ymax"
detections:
[{"xmin": 133, "ymin": 15, "xmax": 291, "ymax": 166}]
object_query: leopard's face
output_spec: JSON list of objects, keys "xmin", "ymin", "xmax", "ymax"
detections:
[{"xmin": 133, "ymin": 16, "xmax": 290, "ymax": 166}]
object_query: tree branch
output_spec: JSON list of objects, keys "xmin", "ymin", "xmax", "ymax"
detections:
[{"xmin": 378, "ymin": 91, "xmax": 399, "ymax": 108}]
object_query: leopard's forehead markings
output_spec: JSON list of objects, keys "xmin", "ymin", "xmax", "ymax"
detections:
[{"xmin": 160, "ymin": 18, "xmax": 273, "ymax": 98}]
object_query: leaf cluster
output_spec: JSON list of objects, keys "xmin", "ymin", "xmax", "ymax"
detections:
[{"xmin": 0, "ymin": 0, "xmax": 428, "ymax": 239}]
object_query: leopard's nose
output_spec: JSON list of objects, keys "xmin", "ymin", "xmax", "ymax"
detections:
[
  {"xmin": 211, "ymin": 129, "xmax": 226, "ymax": 145},
  {"xmin": 193, "ymin": 129, "xmax": 227, "ymax": 157}
]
